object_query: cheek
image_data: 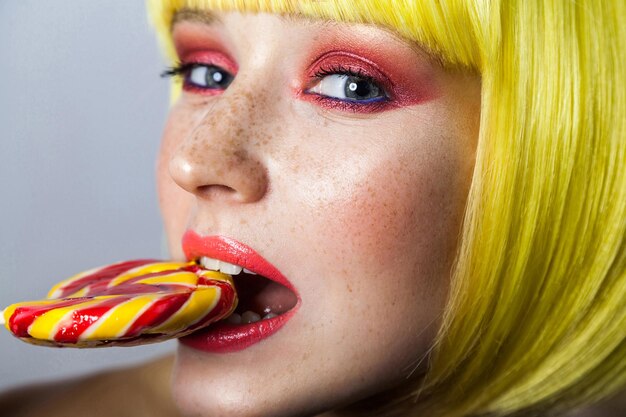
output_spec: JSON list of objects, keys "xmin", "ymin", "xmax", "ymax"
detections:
[
  {"xmin": 280, "ymin": 136, "xmax": 469, "ymax": 387},
  {"xmin": 330, "ymin": 152, "xmax": 463, "ymax": 326},
  {"xmin": 288, "ymin": 125, "xmax": 470, "ymax": 325},
  {"xmin": 321, "ymin": 142, "xmax": 467, "ymax": 280}
]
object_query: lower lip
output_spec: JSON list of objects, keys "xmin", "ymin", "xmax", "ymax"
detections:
[{"xmin": 179, "ymin": 306, "xmax": 298, "ymax": 353}]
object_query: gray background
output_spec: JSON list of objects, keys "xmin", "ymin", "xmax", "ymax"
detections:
[{"xmin": 0, "ymin": 1, "xmax": 175, "ymax": 390}]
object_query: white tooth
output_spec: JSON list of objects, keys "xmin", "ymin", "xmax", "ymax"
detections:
[
  {"xmin": 226, "ymin": 313, "xmax": 242, "ymax": 324},
  {"xmin": 200, "ymin": 256, "xmax": 220, "ymax": 271},
  {"xmin": 219, "ymin": 261, "xmax": 243, "ymax": 275},
  {"xmin": 241, "ymin": 311, "xmax": 261, "ymax": 324},
  {"xmin": 243, "ymin": 268, "xmax": 257, "ymax": 275},
  {"xmin": 263, "ymin": 313, "xmax": 278, "ymax": 320}
]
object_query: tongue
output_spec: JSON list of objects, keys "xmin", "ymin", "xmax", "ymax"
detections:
[
  {"xmin": 250, "ymin": 281, "xmax": 297, "ymax": 315},
  {"xmin": 235, "ymin": 275, "xmax": 298, "ymax": 316}
]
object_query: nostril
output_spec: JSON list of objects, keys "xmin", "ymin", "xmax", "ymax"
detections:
[{"xmin": 197, "ymin": 184, "xmax": 238, "ymax": 199}]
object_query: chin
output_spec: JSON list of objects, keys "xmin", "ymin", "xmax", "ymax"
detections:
[
  {"xmin": 171, "ymin": 346, "xmax": 335, "ymax": 417},
  {"xmin": 171, "ymin": 337, "xmax": 425, "ymax": 417}
]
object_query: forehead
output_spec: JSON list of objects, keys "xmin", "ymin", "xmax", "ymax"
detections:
[
  {"xmin": 151, "ymin": 0, "xmax": 483, "ymax": 70},
  {"xmin": 168, "ymin": 7, "xmax": 432, "ymax": 64}
]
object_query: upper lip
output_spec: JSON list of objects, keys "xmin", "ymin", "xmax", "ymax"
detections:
[{"xmin": 181, "ymin": 230, "xmax": 299, "ymax": 297}]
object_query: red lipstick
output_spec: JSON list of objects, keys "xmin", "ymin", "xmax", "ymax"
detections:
[{"xmin": 179, "ymin": 230, "xmax": 300, "ymax": 353}]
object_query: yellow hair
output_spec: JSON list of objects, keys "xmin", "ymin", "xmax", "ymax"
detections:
[{"xmin": 147, "ymin": 1, "xmax": 626, "ymax": 416}]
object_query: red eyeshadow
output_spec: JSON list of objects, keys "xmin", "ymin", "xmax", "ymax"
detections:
[
  {"xmin": 171, "ymin": 23, "xmax": 238, "ymax": 95},
  {"xmin": 298, "ymin": 33, "xmax": 439, "ymax": 112},
  {"xmin": 179, "ymin": 50, "xmax": 238, "ymax": 74},
  {"xmin": 172, "ymin": 19, "xmax": 438, "ymax": 112},
  {"xmin": 172, "ymin": 23, "xmax": 237, "ymax": 70}
]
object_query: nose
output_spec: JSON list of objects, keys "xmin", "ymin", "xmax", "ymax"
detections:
[{"xmin": 168, "ymin": 92, "xmax": 269, "ymax": 204}]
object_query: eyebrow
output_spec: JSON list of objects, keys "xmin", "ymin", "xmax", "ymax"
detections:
[
  {"xmin": 171, "ymin": 8, "xmax": 336, "ymax": 31},
  {"xmin": 172, "ymin": 8, "xmax": 219, "ymax": 28}
]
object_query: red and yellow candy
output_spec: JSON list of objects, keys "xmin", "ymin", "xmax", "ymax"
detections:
[{"xmin": 1, "ymin": 260, "xmax": 237, "ymax": 347}]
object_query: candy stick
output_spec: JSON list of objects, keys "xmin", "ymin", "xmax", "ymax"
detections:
[{"xmin": 0, "ymin": 309, "xmax": 5, "ymax": 327}]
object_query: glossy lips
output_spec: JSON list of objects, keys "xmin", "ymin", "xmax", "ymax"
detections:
[
  {"xmin": 2, "ymin": 260, "xmax": 237, "ymax": 347},
  {"xmin": 179, "ymin": 230, "xmax": 300, "ymax": 353}
]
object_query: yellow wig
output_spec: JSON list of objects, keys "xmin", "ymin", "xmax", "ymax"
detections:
[{"xmin": 147, "ymin": 1, "xmax": 626, "ymax": 416}]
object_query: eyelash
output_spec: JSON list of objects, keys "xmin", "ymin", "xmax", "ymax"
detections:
[
  {"xmin": 315, "ymin": 64, "xmax": 368, "ymax": 80},
  {"xmin": 161, "ymin": 62, "xmax": 218, "ymax": 94},
  {"xmin": 161, "ymin": 62, "xmax": 196, "ymax": 78},
  {"xmin": 160, "ymin": 62, "xmax": 390, "ymax": 112}
]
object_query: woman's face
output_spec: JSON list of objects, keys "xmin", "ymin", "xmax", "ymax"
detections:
[{"xmin": 157, "ymin": 10, "xmax": 480, "ymax": 417}]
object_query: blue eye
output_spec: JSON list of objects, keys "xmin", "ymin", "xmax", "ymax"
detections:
[
  {"xmin": 161, "ymin": 63, "xmax": 234, "ymax": 91},
  {"xmin": 186, "ymin": 64, "xmax": 233, "ymax": 90},
  {"xmin": 307, "ymin": 73, "xmax": 386, "ymax": 102}
]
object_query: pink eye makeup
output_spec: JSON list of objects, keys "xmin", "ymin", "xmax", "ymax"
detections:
[
  {"xmin": 167, "ymin": 21, "xmax": 438, "ymax": 112},
  {"xmin": 162, "ymin": 50, "xmax": 238, "ymax": 95},
  {"xmin": 298, "ymin": 39, "xmax": 439, "ymax": 114},
  {"xmin": 302, "ymin": 51, "xmax": 396, "ymax": 113}
]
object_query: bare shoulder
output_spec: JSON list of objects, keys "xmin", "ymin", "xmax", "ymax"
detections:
[{"xmin": 0, "ymin": 355, "xmax": 181, "ymax": 417}]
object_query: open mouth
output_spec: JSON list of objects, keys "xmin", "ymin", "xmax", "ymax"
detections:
[
  {"xmin": 197, "ymin": 256, "xmax": 298, "ymax": 324},
  {"xmin": 179, "ymin": 231, "xmax": 300, "ymax": 353}
]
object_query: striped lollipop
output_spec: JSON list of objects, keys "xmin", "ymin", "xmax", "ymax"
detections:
[{"xmin": 1, "ymin": 260, "xmax": 237, "ymax": 347}]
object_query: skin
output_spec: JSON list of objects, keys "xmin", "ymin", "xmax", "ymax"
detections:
[{"xmin": 157, "ymin": 11, "xmax": 481, "ymax": 417}]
